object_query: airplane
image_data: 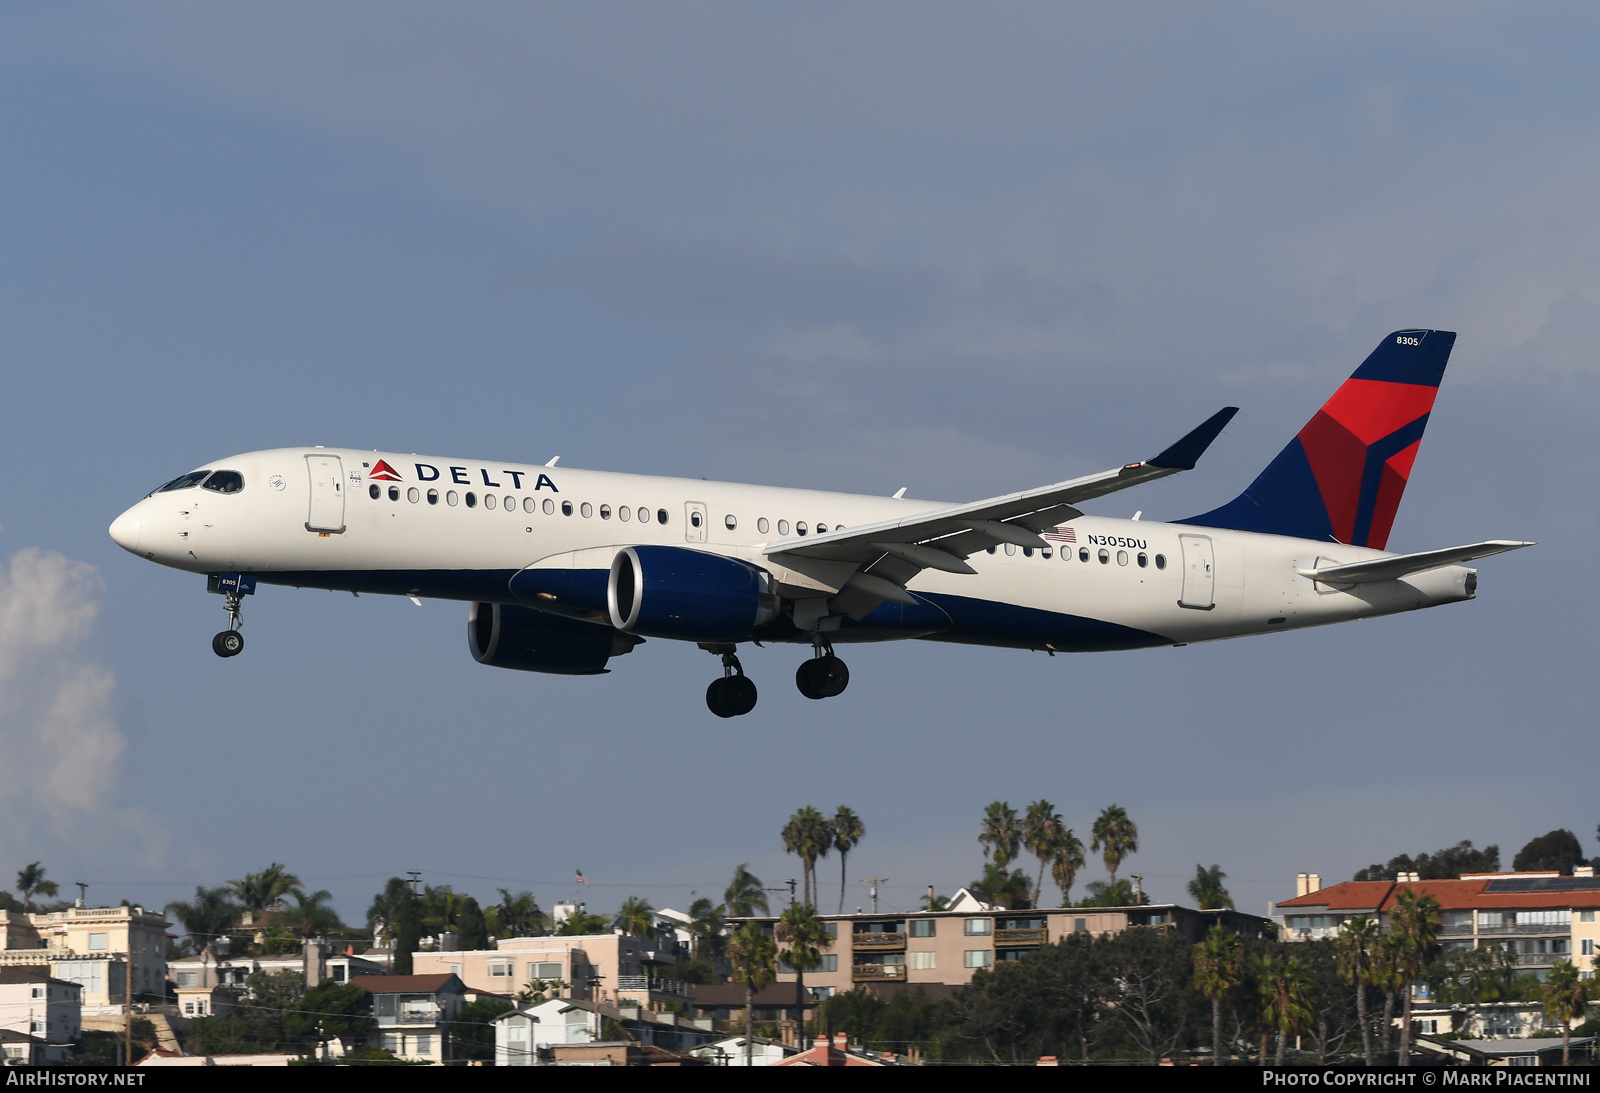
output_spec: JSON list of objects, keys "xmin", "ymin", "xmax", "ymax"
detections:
[{"xmin": 109, "ymin": 329, "xmax": 1530, "ymax": 717}]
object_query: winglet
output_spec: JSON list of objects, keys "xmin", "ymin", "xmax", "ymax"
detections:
[{"xmin": 1146, "ymin": 407, "xmax": 1239, "ymax": 470}]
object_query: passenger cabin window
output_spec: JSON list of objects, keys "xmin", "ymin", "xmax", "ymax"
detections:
[
  {"xmin": 562, "ymin": 501, "xmax": 573, "ymax": 516},
  {"xmin": 465, "ymin": 492, "xmax": 477, "ymax": 508},
  {"xmin": 545, "ymin": 499, "xmax": 556, "ymax": 514},
  {"xmin": 796, "ymin": 521, "xmax": 808, "ymax": 535},
  {"xmin": 619, "ymin": 505, "xmax": 631, "ymax": 522},
  {"xmin": 524, "ymin": 497, "xmax": 536, "ymax": 513},
  {"xmin": 725, "ymin": 514, "xmax": 737, "ymax": 530},
  {"xmin": 600, "ymin": 505, "xmax": 611, "ymax": 520},
  {"xmin": 447, "ymin": 491, "xmax": 459, "ymax": 506},
  {"xmin": 484, "ymin": 494, "xmax": 496, "ymax": 509},
  {"xmin": 409, "ymin": 488, "xmax": 419, "ymax": 503},
  {"xmin": 1079, "ymin": 548, "xmax": 1090, "ymax": 563},
  {"xmin": 757, "ymin": 518, "xmax": 769, "ymax": 534},
  {"xmin": 201, "ymin": 471, "xmax": 244, "ymax": 494},
  {"xmin": 389, "ymin": 486, "xmax": 400, "ymax": 501},
  {"xmin": 369, "ymin": 484, "xmax": 380, "ymax": 499},
  {"xmin": 504, "ymin": 495, "xmax": 515, "ymax": 512},
  {"xmin": 777, "ymin": 520, "xmax": 790, "ymax": 535},
  {"xmin": 656, "ymin": 508, "xmax": 669, "ymax": 525},
  {"xmin": 1155, "ymin": 554, "xmax": 1167, "ymax": 570},
  {"xmin": 428, "ymin": 489, "xmax": 439, "ymax": 505},
  {"xmin": 581, "ymin": 502, "xmax": 593, "ymax": 518}
]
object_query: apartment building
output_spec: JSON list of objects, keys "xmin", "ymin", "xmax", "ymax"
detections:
[
  {"xmin": 732, "ymin": 901, "xmax": 1267, "ymax": 999},
  {"xmin": 1275, "ymin": 870, "xmax": 1600, "ymax": 977},
  {"xmin": 349, "ymin": 974, "xmax": 467, "ymax": 1064},
  {"xmin": 412, "ymin": 930, "xmax": 690, "ymax": 1009},
  {"xmin": 169, "ymin": 940, "xmax": 386, "ymax": 1018},
  {"xmin": 0, "ymin": 969, "xmax": 82, "ymax": 1051},
  {"xmin": 0, "ymin": 905, "xmax": 168, "ymax": 1010}
]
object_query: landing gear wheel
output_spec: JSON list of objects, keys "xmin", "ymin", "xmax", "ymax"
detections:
[
  {"xmin": 706, "ymin": 675, "xmax": 758, "ymax": 718},
  {"xmin": 704, "ymin": 646, "xmax": 758, "ymax": 717},
  {"xmin": 796, "ymin": 655, "xmax": 848, "ymax": 699},
  {"xmin": 212, "ymin": 630, "xmax": 244, "ymax": 658}
]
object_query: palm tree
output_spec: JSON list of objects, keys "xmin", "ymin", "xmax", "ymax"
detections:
[
  {"xmin": 1091, "ymin": 804, "xmax": 1138, "ymax": 882},
  {"xmin": 727, "ymin": 920, "xmax": 777, "ymax": 1066},
  {"xmin": 1192, "ymin": 924, "xmax": 1244, "ymax": 1065},
  {"xmin": 282, "ymin": 889, "xmax": 342, "ymax": 939},
  {"xmin": 1388, "ymin": 887, "xmax": 1440, "ymax": 1066},
  {"xmin": 165, "ymin": 886, "xmax": 241, "ymax": 955},
  {"xmin": 367, "ymin": 878, "xmax": 413, "ymax": 947},
  {"xmin": 687, "ymin": 897, "xmax": 728, "ymax": 962},
  {"xmin": 724, "ymin": 864, "xmax": 769, "ymax": 918},
  {"xmin": 556, "ymin": 909, "xmax": 610, "ymax": 936},
  {"xmin": 228, "ymin": 863, "xmax": 303, "ymax": 916},
  {"xmin": 1334, "ymin": 915, "xmax": 1380, "ymax": 1066},
  {"xmin": 1541, "ymin": 960, "xmax": 1588, "ymax": 1065},
  {"xmin": 1187, "ymin": 864, "xmax": 1234, "ymax": 910},
  {"xmin": 782, "ymin": 807, "xmax": 833, "ymax": 906},
  {"xmin": 971, "ymin": 861, "xmax": 1031, "ymax": 909},
  {"xmin": 831, "ymin": 807, "xmax": 865, "ymax": 914},
  {"xmin": 1022, "ymin": 800, "xmax": 1067, "ymax": 908},
  {"xmin": 618, "ymin": 896, "xmax": 654, "ymax": 938},
  {"xmin": 979, "ymin": 801, "xmax": 1021, "ymax": 869},
  {"xmin": 1257, "ymin": 953, "xmax": 1316, "ymax": 1065},
  {"xmin": 15, "ymin": 863, "xmax": 58, "ymax": 913},
  {"xmin": 1050, "ymin": 830, "xmax": 1086, "ymax": 906},
  {"xmin": 1372, "ymin": 932, "xmax": 1407, "ymax": 1062},
  {"xmin": 776, "ymin": 903, "xmax": 831, "ymax": 1034},
  {"xmin": 492, "ymin": 889, "xmax": 548, "ymax": 938}
]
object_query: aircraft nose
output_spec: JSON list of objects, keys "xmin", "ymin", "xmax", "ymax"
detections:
[{"xmin": 109, "ymin": 507, "xmax": 144, "ymax": 554}]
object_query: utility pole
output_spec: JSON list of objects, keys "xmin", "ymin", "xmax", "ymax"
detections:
[
  {"xmin": 74, "ymin": 882, "xmax": 87, "ymax": 908},
  {"xmin": 1132, "ymin": 874, "xmax": 1144, "ymax": 905},
  {"xmin": 860, "ymin": 877, "xmax": 888, "ymax": 914},
  {"xmin": 406, "ymin": 870, "xmax": 422, "ymax": 897},
  {"xmin": 765, "ymin": 880, "xmax": 798, "ymax": 908}
]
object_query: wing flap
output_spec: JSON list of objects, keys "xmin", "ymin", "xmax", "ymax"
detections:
[{"xmin": 1296, "ymin": 540, "xmax": 1534, "ymax": 585}]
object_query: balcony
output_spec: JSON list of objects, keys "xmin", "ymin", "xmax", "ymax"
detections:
[
  {"xmin": 995, "ymin": 928, "xmax": 1048, "ymax": 947},
  {"xmin": 1514, "ymin": 952, "xmax": 1565, "ymax": 967},
  {"xmin": 851, "ymin": 932, "xmax": 906, "ymax": 951},
  {"xmin": 614, "ymin": 976, "xmax": 692, "ymax": 997},
  {"xmin": 851, "ymin": 964, "xmax": 906, "ymax": 982},
  {"xmin": 377, "ymin": 1008, "xmax": 440, "ymax": 1026},
  {"xmin": 1439, "ymin": 923, "xmax": 1475, "ymax": 937},
  {"xmin": 1477, "ymin": 922, "xmax": 1570, "ymax": 936}
]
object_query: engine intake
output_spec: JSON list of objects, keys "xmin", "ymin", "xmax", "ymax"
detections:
[
  {"xmin": 608, "ymin": 545, "xmax": 775, "ymax": 642},
  {"xmin": 469, "ymin": 602, "xmax": 639, "ymax": 675}
]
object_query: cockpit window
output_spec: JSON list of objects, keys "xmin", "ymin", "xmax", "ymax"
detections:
[
  {"xmin": 153, "ymin": 470, "xmax": 211, "ymax": 494},
  {"xmin": 201, "ymin": 471, "xmax": 244, "ymax": 494}
]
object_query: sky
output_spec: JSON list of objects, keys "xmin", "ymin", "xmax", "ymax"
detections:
[{"xmin": 1, "ymin": 2, "xmax": 1596, "ymax": 931}]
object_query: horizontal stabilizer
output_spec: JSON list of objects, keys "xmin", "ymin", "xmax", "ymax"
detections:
[{"xmin": 1296, "ymin": 540, "xmax": 1534, "ymax": 585}]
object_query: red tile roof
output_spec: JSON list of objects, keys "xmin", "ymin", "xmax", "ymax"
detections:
[{"xmin": 1280, "ymin": 877, "xmax": 1600, "ymax": 913}]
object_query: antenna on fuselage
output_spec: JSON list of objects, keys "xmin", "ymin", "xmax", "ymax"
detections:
[
  {"xmin": 545, "ymin": 456, "xmax": 560, "ymax": 467},
  {"xmin": 892, "ymin": 487, "xmax": 907, "ymax": 499}
]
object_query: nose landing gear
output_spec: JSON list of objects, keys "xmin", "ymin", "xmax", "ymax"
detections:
[
  {"xmin": 205, "ymin": 573, "xmax": 256, "ymax": 659},
  {"xmin": 796, "ymin": 635, "xmax": 849, "ymax": 700},
  {"xmin": 705, "ymin": 647, "xmax": 758, "ymax": 718}
]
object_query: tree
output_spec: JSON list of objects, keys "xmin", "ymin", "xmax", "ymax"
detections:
[
  {"xmin": 165, "ymin": 887, "xmax": 241, "ymax": 955},
  {"xmin": 1388, "ymin": 887, "xmax": 1440, "ymax": 1065},
  {"xmin": 1514, "ymin": 830, "xmax": 1587, "ymax": 874},
  {"xmin": 447, "ymin": 997, "xmax": 514, "ymax": 1063},
  {"xmin": 556, "ymin": 909, "xmax": 609, "ymax": 936},
  {"xmin": 727, "ymin": 921, "xmax": 777, "ymax": 1066},
  {"xmin": 1371, "ymin": 932, "xmax": 1407, "ymax": 1062},
  {"xmin": 1257, "ymin": 953, "xmax": 1315, "ymax": 1065},
  {"xmin": 285, "ymin": 980, "xmax": 371, "ymax": 1058},
  {"xmin": 979, "ymin": 802, "xmax": 1021, "ymax": 870},
  {"xmin": 1081, "ymin": 877, "xmax": 1143, "ymax": 906},
  {"xmin": 1193, "ymin": 925, "xmax": 1244, "ymax": 1065},
  {"xmin": 776, "ymin": 903, "xmax": 832, "ymax": 1032},
  {"xmin": 1100, "ymin": 927, "xmax": 1194, "ymax": 1064},
  {"xmin": 724, "ymin": 863, "xmax": 769, "ymax": 918},
  {"xmin": 686, "ymin": 897, "xmax": 727, "ymax": 961},
  {"xmin": 15, "ymin": 863, "xmax": 58, "ymax": 913},
  {"xmin": 282, "ymin": 889, "xmax": 343, "ymax": 940},
  {"xmin": 367, "ymin": 878, "xmax": 412, "ymax": 948},
  {"xmin": 228, "ymin": 863, "xmax": 303, "ymax": 916},
  {"xmin": 618, "ymin": 896, "xmax": 654, "ymax": 938},
  {"xmin": 1352, "ymin": 840, "xmax": 1500, "ymax": 881},
  {"xmin": 1023, "ymin": 801, "xmax": 1067, "ymax": 909},
  {"xmin": 782, "ymin": 806, "xmax": 833, "ymax": 907},
  {"xmin": 1050, "ymin": 830, "xmax": 1086, "ymax": 907},
  {"xmin": 1187, "ymin": 864, "xmax": 1234, "ymax": 910},
  {"xmin": 971, "ymin": 862, "xmax": 1031, "ymax": 909},
  {"xmin": 1091, "ymin": 804, "xmax": 1138, "ymax": 882},
  {"xmin": 455, "ymin": 896, "xmax": 489, "ymax": 951},
  {"xmin": 1334, "ymin": 916, "xmax": 1380, "ymax": 1066},
  {"xmin": 490, "ymin": 889, "xmax": 547, "ymax": 938},
  {"xmin": 831, "ymin": 806, "xmax": 865, "ymax": 914},
  {"xmin": 1541, "ymin": 960, "xmax": 1588, "ymax": 1066},
  {"xmin": 921, "ymin": 891, "xmax": 951, "ymax": 912}
]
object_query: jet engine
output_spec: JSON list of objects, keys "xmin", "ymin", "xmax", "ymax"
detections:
[
  {"xmin": 607, "ymin": 545, "xmax": 778, "ymax": 642},
  {"xmin": 468, "ymin": 602, "xmax": 639, "ymax": 675}
]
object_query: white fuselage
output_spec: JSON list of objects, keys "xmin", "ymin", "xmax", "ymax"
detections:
[{"xmin": 109, "ymin": 447, "xmax": 1476, "ymax": 652}]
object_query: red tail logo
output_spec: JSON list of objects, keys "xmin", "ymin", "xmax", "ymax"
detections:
[{"xmin": 369, "ymin": 459, "xmax": 402, "ymax": 482}]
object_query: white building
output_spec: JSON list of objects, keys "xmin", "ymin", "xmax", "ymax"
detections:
[{"xmin": 0, "ymin": 969, "xmax": 81, "ymax": 1056}]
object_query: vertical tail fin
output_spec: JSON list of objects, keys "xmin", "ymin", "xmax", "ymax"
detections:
[{"xmin": 1180, "ymin": 330, "xmax": 1455, "ymax": 548}]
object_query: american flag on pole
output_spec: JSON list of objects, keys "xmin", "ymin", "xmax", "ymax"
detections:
[{"xmin": 575, "ymin": 867, "xmax": 588, "ymax": 886}]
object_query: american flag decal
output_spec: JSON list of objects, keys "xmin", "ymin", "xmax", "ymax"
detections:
[{"xmin": 1044, "ymin": 526, "xmax": 1077, "ymax": 543}]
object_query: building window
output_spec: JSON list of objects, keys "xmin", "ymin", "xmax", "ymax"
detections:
[
  {"xmin": 910, "ymin": 920, "xmax": 936, "ymax": 938},
  {"xmin": 811, "ymin": 986, "xmax": 835, "ymax": 1000},
  {"xmin": 1581, "ymin": 909, "xmax": 1596, "ymax": 923},
  {"xmin": 820, "ymin": 955, "xmax": 837, "ymax": 973},
  {"xmin": 30, "ymin": 986, "xmax": 44, "ymax": 999},
  {"xmin": 488, "ymin": 962, "xmax": 511, "ymax": 978},
  {"xmin": 964, "ymin": 918, "xmax": 992, "ymax": 936},
  {"xmin": 964, "ymin": 950, "xmax": 992, "ymax": 969},
  {"xmin": 1075, "ymin": 918, "xmax": 1088, "ymax": 933},
  {"xmin": 910, "ymin": 952, "xmax": 936, "ymax": 970},
  {"xmin": 183, "ymin": 1002, "xmax": 194, "ymax": 1016},
  {"xmin": 415, "ymin": 1034, "xmax": 433, "ymax": 1055},
  {"xmin": 176, "ymin": 972, "xmax": 198, "ymax": 988},
  {"xmin": 382, "ymin": 1034, "xmax": 402, "ymax": 1053},
  {"xmin": 1582, "ymin": 939, "xmax": 1594, "ymax": 957},
  {"xmin": 88, "ymin": 933, "xmax": 108, "ymax": 951}
]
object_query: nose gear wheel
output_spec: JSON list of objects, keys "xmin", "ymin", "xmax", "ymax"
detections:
[{"xmin": 213, "ymin": 591, "xmax": 245, "ymax": 658}]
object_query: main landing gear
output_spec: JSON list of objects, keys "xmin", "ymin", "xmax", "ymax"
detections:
[
  {"xmin": 705, "ymin": 647, "xmax": 758, "ymax": 718},
  {"xmin": 212, "ymin": 590, "xmax": 245, "ymax": 659},
  {"xmin": 796, "ymin": 636, "xmax": 849, "ymax": 700}
]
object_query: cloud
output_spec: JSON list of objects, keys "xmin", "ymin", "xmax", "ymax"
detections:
[{"xmin": 0, "ymin": 549, "xmax": 126, "ymax": 820}]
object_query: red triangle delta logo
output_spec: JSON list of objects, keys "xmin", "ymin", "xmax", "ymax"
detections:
[{"xmin": 369, "ymin": 459, "xmax": 402, "ymax": 482}]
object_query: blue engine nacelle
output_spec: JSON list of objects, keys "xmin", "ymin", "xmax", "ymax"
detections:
[
  {"xmin": 469, "ymin": 602, "xmax": 640, "ymax": 675},
  {"xmin": 607, "ymin": 545, "xmax": 777, "ymax": 642}
]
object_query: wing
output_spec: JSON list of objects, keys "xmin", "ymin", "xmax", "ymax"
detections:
[
  {"xmin": 763, "ymin": 407, "xmax": 1238, "ymax": 616},
  {"xmin": 1296, "ymin": 540, "xmax": 1534, "ymax": 586}
]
